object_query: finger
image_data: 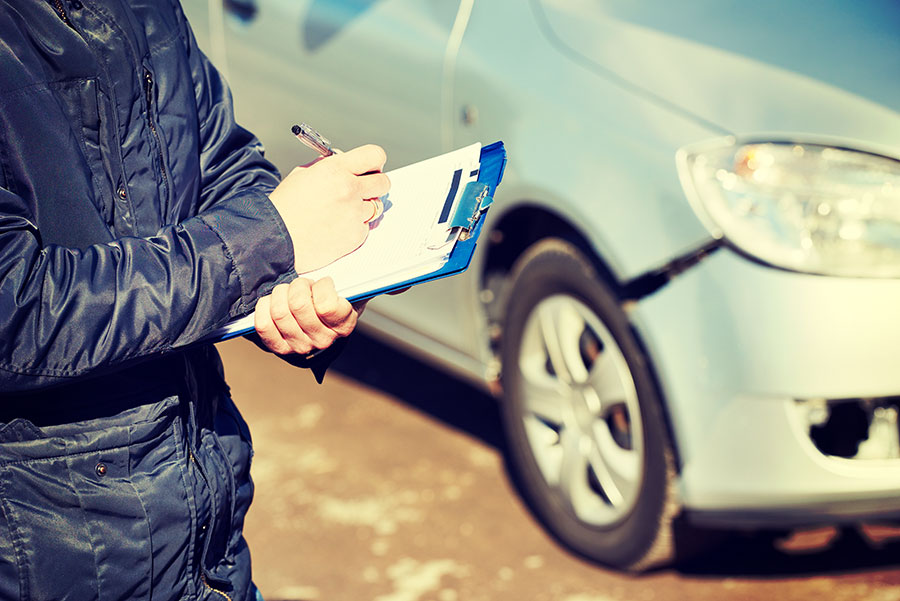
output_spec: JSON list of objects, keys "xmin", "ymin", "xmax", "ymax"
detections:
[
  {"xmin": 333, "ymin": 144, "xmax": 387, "ymax": 175},
  {"xmin": 269, "ymin": 282, "xmax": 315, "ymax": 354},
  {"xmin": 357, "ymin": 172, "xmax": 391, "ymax": 200},
  {"xmin": 299, "ymin": 156, "xmax": 325, "ymax": 169},
  {"xmin": 289, "ymin": 277, "xmax": 337, "ymax": 349},
  {"xmin": 311, "ymin": 278, "xmax": 357, "ymax": 337},
  {"xmin": 254, "ymin": 294, "xmax": 291, "ymax": 354}
]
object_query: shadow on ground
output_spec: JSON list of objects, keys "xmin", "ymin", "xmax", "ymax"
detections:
[
  {"xmin": 676, "ymin": 525, "xmax": 900, "ymax": 579},
  {"xmin": 330, "ymin": 329, "xmax": 504, "ymax": 449},
  {"xmin": 331, "ymin": 331, "xmax": 900, "ymax": 579}
]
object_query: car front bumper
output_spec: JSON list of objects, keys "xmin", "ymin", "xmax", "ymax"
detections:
[{"xmin": 632, "ymin": 248, "xmax": 900, "ymax": 527}]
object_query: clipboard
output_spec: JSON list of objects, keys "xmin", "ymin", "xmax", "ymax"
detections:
[{"xmin": 207, "ymin": 141, "xmax": 507, "ymax": 343}]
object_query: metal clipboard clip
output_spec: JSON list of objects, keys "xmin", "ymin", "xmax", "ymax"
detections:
[
  {"xmin": 449, "ymin": 181, "xmax": 493, "ymax": 240},
  {"xmin": 427, "ymin": 181, "xmax": 494, "ymax": 250}
]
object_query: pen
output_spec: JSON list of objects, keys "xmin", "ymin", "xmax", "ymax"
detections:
[{"xmin": 292, "ymin": 123, "xmax": 334, "ymax": 157}]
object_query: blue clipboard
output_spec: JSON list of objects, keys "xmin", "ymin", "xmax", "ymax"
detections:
[{"xmin": 210, "ymin": 141, "xmax": 507, "ymax": 343}]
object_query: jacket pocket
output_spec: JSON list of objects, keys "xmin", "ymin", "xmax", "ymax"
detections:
[
  {"xmin": 0, "ymin": 79, "xmax": 114, "ymax": 248},
  {"xmin": 0, "ymin": 396, "xmax": 191, "ymax": 601},
  {"xmin": 67, "ymin": 77, "xmax": 117, "ymax": 229}
]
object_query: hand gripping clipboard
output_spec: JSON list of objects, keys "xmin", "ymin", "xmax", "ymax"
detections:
[{"xmin": 207, "ymin": 141, "xmax": 507, "ymax": 344}]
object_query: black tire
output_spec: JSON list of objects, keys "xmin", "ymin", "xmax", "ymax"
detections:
[{"xmin": 500, "ymin": 238, "xmax": 679, "ymax": 571}]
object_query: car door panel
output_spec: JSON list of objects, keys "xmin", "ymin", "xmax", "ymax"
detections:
[{"xmin": 187, "ymin": 0, "xmax": 483, "ymax": 358}]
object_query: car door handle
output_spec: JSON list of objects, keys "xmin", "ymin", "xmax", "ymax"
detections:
[{"xmin": 224, "ymin": 0, "xmax": 257, "ymax": 23}]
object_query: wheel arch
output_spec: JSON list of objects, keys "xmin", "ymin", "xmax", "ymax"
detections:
[{"xmin": 481, "ymin": 205, "xmax": 621, "ymax": 299}]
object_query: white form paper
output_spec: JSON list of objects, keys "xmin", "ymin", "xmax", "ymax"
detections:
[{"xmin": 211, "ymin": 142, "xmax": 482, "ymax": 340}]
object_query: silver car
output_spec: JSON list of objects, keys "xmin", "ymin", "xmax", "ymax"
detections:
[{"xmin": 183, "ymin": 0, "xmax": 900, "ymax": 570}]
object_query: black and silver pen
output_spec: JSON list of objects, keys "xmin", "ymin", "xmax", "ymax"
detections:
[{"xmin": 291, "ymin": 123, "xmax": 335, "ymax": 157}]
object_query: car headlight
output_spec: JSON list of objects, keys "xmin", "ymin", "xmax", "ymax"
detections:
[{"xmin": 676, "ymin": 138, "xmax": 900, "ymax": 278}]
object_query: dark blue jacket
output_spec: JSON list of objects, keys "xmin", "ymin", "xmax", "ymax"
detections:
[{"xmin": 0, "ymin": 1, "xmax": 298, "ymax": 599}]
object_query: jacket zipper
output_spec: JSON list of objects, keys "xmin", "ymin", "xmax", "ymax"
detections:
[
  {"xmin": 188, "ymin": 447, "xmax": 231, "ymax": 599},
  {"xmin": 49, "ymin": 0, "xmax": 75, "ymax": 28},
  {"xmin": 143, "ymin": 68, "xmax": 171, "ymax": 202},
  {"xmin": 201, "ymin": 573, "xmax": 233, "ymax": 601}
]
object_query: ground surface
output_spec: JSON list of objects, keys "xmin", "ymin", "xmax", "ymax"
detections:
[{"xmin": 217, "ymin": 333, "xmax": 900, "ymax": 601}]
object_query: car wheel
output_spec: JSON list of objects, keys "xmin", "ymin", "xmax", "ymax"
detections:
[{"xmin": 500, "ymin": 238, "xmax": 679, "ymax": 571}]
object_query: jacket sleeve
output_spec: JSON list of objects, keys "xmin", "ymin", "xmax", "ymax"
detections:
[
  {"xmin": 0, "ymin": 6, "xmax": 296, "ymax": 393},
  {"xmin": 0, "ymin": 190, "xmax": 293, "ymax": 394}
]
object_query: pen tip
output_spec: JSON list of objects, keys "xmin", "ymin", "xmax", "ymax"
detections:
[{"xmin": 291, "ymin": 124, "xmax": 301, "ymax": 135}]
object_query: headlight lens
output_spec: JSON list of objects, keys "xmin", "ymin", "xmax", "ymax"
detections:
[{"xmin": 677, "ymin": 138, "xmax": 900, "ymax": 277}]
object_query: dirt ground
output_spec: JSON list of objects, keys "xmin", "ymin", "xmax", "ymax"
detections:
[{"xmin": 217, "ymin": 333, "xmax": 900, "ymax": 601}]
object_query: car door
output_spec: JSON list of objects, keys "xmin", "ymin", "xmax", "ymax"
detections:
[{"xmin": 192, "ymin": 0, "xmax": 484, "ymax": 361}]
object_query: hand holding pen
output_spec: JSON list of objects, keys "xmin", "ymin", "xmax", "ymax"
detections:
[
  {"xmin": 292, "ymin": 123, "xmax": 385, "ymax": 224},
  {"xmin": 268, "ymin": 126, "xmax": 390, "ymax": 274},
  {"xmin": 254, "ymin": 126, "xmax": 390, "ymax": 358}
]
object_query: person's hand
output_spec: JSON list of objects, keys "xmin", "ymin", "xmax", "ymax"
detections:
[
  {"xmin": 269, "ymin": 144, "xmax": 390, "ymax": 274},
  {"xmin": 254, "ymin": 277, "xmax": 358, "ymax": 355}
]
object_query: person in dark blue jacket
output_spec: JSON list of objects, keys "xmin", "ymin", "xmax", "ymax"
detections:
[{"xmin": 0, "ymin": 1, "xmax": 389, "ymax": 600}]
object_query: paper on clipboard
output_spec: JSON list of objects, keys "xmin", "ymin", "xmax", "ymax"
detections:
[
  {"xmin": 303, "ymin": 142, "xmax": 482, "ymax": 297},
  {"xmin": 208, "ymin": 142, "xmax": 485, "ymax": 342}
]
